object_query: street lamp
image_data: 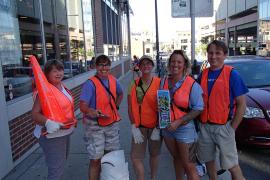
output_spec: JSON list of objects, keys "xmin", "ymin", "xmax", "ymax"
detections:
[{"xmin": 155, "ymin": 0, "xmax": 160, "ymax": 77}]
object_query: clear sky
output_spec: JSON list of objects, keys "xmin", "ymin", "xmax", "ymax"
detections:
[{"xmin": 129, "ymin": 0, "xmax": 214, "ymax": 42}]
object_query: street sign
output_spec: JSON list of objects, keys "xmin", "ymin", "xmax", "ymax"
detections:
[{"xmin": 171, "ymin": 0, "xmax": 213, "ymax": 18}]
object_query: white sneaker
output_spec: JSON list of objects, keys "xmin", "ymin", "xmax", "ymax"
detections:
[{"xmin": 196, "ymin": 163, "xmax": 207, "ymax": 177}]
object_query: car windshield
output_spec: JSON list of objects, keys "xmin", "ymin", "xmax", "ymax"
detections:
[{"xmin": 226, "ymin": 61, "xmax": 270, "ymax": 88}]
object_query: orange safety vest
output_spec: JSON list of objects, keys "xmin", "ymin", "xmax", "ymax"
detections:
[
  {"xmin": 32, "ymin": 85, "xmax": 76, "ymax": 129},
  {"xmin": 30, "ymin": 55, "xmax": 76, "ymax": 129},
  {"xmin": 200, "ymin": 65, "xmax": 233, "ymax": 124},
  {"xmin": 60, "ymin": 85, "xmax": 77, "ymax": 128},
  {"xmin": 163, "ymin": 76, "xmax": 195, "ymax": 121},
  {"xmin": 130, "ymin": 77, "xmax": 161, "ymax": 128},
  {"xmin": 90, "ymin": 75, "xmax": 121, "ymax": 126}
]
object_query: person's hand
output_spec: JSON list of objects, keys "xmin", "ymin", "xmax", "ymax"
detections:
[
  {"xmin": 230, "ymin": 121, "xmax": 237, "ymax": 131},
  {"xmin": 131, "ymin": 124, "xmax": 144, "ymax": 144},
  {"xmin": 166, "ymin": 120, "xmax": 181, "ymax": 132},
  {"xmin": 96, "ymin": 110, "xmax": 110, "ymax": 119},
  {"xmin": 87, "ymin": 109, "xmax": 109, "ymax": 119},
  {"xmin": 45, "ymin": 119, "xmax": 63, "ymax": 134},
  {"xmin": 150, "ymin": 127, "xmax": 160, "ymax": 141}
]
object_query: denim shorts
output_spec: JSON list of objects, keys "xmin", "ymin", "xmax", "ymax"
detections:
[{"xmin": 162, "ymin": 121, "xmax": 198, "ymax": 144}]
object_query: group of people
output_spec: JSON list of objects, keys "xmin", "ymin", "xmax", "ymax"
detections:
[{"xmin": 32, "ymin": 40, "xmax": 248, "ymax": 180}]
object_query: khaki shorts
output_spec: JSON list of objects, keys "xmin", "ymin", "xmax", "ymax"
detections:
[
  {"xmin": 83, "ymin": 119, "xmax": 120, "ymax": 160},
  {"xmin": 197, "ymin": 121, "xmax": 238, "ymax": 169},
  {"xmin": 131, "ymin": 127, "xmax": 162, "ymax": 160}
]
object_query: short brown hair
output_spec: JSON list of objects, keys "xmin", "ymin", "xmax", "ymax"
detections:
[
  {"xmin": 207, "ymin": 40, "xmax": 228, "ymax": 54},
  {"xmin": 95, "ymin": 55, "xmax": 111, "ymax": 66},
  {"xmin": 44, "ymin": 59, "xmax": 64, "ymax": 78}
]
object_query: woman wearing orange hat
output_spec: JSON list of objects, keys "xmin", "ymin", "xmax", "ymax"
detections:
[{"xmin": 32, "ymin": 59, "xmax": 75, "ymax": 180}]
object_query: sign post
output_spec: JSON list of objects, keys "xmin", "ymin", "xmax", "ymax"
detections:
[{"xmin": 171, "ymin": 0, "xmax": 213, "ymax": 63}]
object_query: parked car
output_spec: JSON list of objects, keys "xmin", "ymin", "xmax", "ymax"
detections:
[
  {"xmin": 225, "ymin": 57, "xmax": 270, "ymax": 148},
  {"xmin": 3, "ymin": 66, "xmax": 33, "ymax": 101},
  {"xmin": 63, "ymin": 61, "xmax": 80, "ymax": 79}
]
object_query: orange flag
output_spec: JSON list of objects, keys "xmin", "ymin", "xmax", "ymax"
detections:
[{"xmin": 30, "ymin": 56, "xmax": 68, "ymax": 125}]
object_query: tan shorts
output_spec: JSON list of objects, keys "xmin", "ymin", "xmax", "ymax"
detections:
[
  {"xmin": 83, "ymin": 119, "xmax": 120, "ymax": 160},
  {"xmin": 131, "ymin": 127, "xmax": 162, "ymax": 160},
  {"xmin": 197, "ymin": 121, "xmax": 238, "ymax": 169}
]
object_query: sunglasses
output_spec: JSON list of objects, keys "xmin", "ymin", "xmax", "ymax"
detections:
[{"xmin": 97, "ymin": 63, "xmax": 110, "ymax": 67}]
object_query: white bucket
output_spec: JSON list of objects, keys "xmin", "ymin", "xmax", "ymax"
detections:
[{"xmin": 100, "ymin": 150, "xmax": 129, "ymax": 180}]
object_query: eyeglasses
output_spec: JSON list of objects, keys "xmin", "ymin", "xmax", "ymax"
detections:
[{"xmin": 97, "ymin": 63, "xmax": 110, "ymax": 68}]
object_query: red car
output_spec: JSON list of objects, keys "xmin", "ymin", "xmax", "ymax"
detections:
[{"xmin": 225, "ymin": 56, "xmax": 270, "ymax": 148}]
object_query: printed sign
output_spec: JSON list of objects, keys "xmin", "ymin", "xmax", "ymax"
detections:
[
  {"xmin": 157, "ymin": 90, "xmax": 171, "ymax": 129},
  {"xmin": 171, "ymin": 0, "xmax": 213, "ymax": 18}
]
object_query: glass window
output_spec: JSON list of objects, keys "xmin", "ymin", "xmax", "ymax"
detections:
[
  {"xmin": 227, "ymin": 61, "xmax": 270, "ymax": 88},
  {"xmin": 1, "ymin": 0, "xmax": 42, "ymax": 101},
  {"xmin": 121, "ymin": 7, "xmax": 128, "ymax": 56},
  {"xmin": 45, "ymin": 33, "xmax": 55, "ymax": 59},
  {"xmin": 107, "ymin": 8, "xmax": 112, "ymax": 44},
  {"xmin": 181, "ymin": 39, "xmax": 188, "ymax": 43},
  {"xmin": 1, "ymin": 0, "xmax": 92, "ymax": 101},
  {"xmin": 82, "ymin": 0, "xmax": 95, "ymax": 67},
  {"xmin": 258, "ymin": 0, "xmax": 270, "ymax": 56},
  {"xmin": 262, "ymin": 0, "xmax": 268, "ymax": 19},
  {"xmin": 67, "ymin": 0, "xmax": 86, "ymax": 77},
  {"xmin": 102, "ymin": 2, "xmax": 120, "ymax": 60}
]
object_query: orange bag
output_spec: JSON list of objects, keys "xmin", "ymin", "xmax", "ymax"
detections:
[{"xmin": 30, "ymin": 56, "xmax": 75, "ymax": 128}]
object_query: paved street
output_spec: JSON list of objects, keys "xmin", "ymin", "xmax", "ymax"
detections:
[{"xmin": 3, "ymin": 72, "xmax": 270, "ymax": 180}]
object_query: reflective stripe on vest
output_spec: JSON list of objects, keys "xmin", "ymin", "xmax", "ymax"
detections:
[
  {"xmin": 200, "ymin": 65, "xmax": 233, "ymax": 124},
  {"xmin": 170, "ymin": 76, "xmax": 195, "ymax": 121},
  {"xmin": 90, "ymin": 75, "xmax": 121, "ymax": 126},
  {"xmin": 130, "ymin": 77, "xmax": 161, "ymax": 128}
]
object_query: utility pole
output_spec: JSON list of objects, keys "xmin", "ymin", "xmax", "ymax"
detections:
[
  {"xmin": 155, "ymin": 0, "xmax": 160, "ymax": 76},
  {"xmin": 38, "ymin": 0, "xmax": 47, "ymax": 64},
  {"xmin": 126, "ymin": 0, "xmax": 132, "ymax": 58},
  {"xmin": 190, "ymin": 0, "xmax": 195, "ymax": 64}
]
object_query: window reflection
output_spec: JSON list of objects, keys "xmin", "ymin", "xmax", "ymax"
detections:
[
  {"xmin": 67, "ymin": 0, "xmax": 86, "ymax": 77},
  {"xmin": 258, "ymin": 0, "xmax": 270, "ymax": 57},
  {"xmin": 102, "ymin": 0, "xmax": 121, "ymax": 61},
  {"xmin": 0, "ymin": 0, "xmax": 42, "ymax": 101},
  {"xmin": 0, "ymin": 0, "xmax": 94, "ymax": 101},
  {"xmin": 82, "ymin": 0, "xmax": 95, "ymax": 63},
  {"xmin": 121, "ymin": 6, "xmax": 129, "ymax": 56}
]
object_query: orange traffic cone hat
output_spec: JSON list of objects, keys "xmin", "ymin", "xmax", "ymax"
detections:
[{"xmin": 30, "ymin": 56, "xmax": 75, "ymax": 128}]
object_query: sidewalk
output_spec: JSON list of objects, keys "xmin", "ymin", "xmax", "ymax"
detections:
[{"xmin": 3, "ymin": 72, "xmax": 229, "ymax": 180}]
